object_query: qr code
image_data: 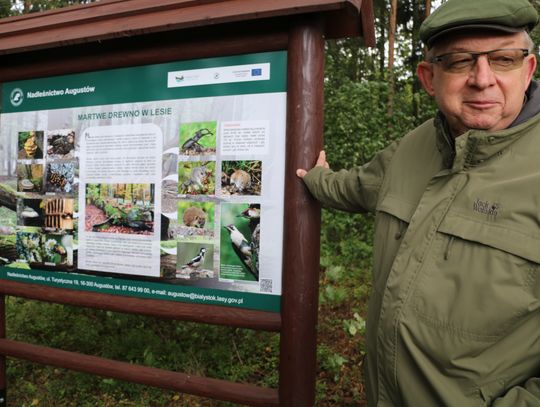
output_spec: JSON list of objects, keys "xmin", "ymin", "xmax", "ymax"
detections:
[{"xmin": 260, "ymin": 278, "xmax": 273, "ymax": 293}]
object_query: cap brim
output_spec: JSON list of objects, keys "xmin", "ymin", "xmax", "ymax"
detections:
[{"xmin": 427, "ymin": 24, "xmax": 525, "ymax": 48}]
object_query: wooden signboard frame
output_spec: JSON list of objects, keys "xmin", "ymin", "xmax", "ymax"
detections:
[{"xmin": 0, "ymin": 1, "xmax": 375, "ymax": 405}]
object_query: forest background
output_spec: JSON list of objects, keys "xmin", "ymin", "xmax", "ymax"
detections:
[{"xmin": 1, "ymin": 0, "xmax": 540, "ymax": 406}]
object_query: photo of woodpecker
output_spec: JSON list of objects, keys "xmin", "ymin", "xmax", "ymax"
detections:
[
  {"xmin": 221, "ymin": 160, "xmax": 262, "ymax": 196},
  {"xmin": 220, "ymin": 203, "xmax": 261, "ymax": 281},
  {"xmin": 179, "ymin": 121, "xmax": 217, "ymax": 156},
  {"xmin": 176, "ymin": 242, "xmax": 215, "ymax": 279},
  {"xmin": 178, "ymin": 160, "xmax": 216, "ymax": 195}
]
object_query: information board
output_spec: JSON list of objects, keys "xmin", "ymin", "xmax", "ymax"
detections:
[{"xmin": 0, "ymin": 51, "xmax": 287, "ymax": 312}]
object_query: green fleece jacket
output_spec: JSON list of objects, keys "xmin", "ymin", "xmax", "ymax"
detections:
[{"xmin": 304, "ymin": 110, "xmax": 540, "ymax": 406}]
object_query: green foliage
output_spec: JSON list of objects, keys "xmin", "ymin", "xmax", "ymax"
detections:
[
  {"xmin": 343, "ymin": 312, "xmax": 366, "ymax": 338},
  {"xmin": 317, "ymin": 344, "xmax": 347, "ymax": 383},
  {"xmin": 85, "ymin": 184, "xmax": 100, "ymax": 200},
  {"xmin": 0, "ymin": 206, "xmax": 16, "ymax": 226},
  {"xmin": 0, "ymin": 0, "xmax": 9, "ymax": 17},
  {"xmin": 104, "ymin": 202, "xmax": 124, "ymax": 222},
  {"xmin": 12, "ymin": 0, "xmax": 95, "ymax": 14}
]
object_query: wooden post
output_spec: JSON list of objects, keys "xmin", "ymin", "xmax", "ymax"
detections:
[
  {"xmin": 280, "ymin": 16, "xmax": 325, "ymax": 406},
  {"xmin": 0, "ymin": 295, "xmax": 6, "ymax": 407}
]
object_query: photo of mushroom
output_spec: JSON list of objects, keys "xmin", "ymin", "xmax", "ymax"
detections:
[
  {"xmin": 219, "ymin": 202, "xmax": 260, "ymax": 282},
  {"xmin": 179, "ymin": 121, "xmax": 217, "ymax": 156},
  {"xmin": 176, "ymin": 201, "xmax": 215, "ymax": 238},
  {"xmin": 45, "ymin": 162, "xmax": 76, "ymax": 194},
  {"xmin": 178, "ymin": 161, "xmax": 215, "ymax": 195},
  {"xmin": 46, "ymin": 129, "xmax": 76, "ymax": 159},
  {"xmin": 16, "ymin": 162, "xmax": 43, "ymax": 193},
  {"xmin": 221, "ymin": 160, "xmax": 262, "ymax": 196},
  {"xmin": 17, "ymin": 198, "xmax": 44, "ymax": 227},
  {"xmin": 18, "ymin": 131, "xmax": 44, "ymax": 159},
  {"xmin": 176, "ymin": 242, "xmax": 215, "ymax": 279}
]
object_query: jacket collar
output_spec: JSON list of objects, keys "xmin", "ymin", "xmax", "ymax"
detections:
[{"xmin": 435, "ymin": 80, "xmax": 540, "ymax": 171}]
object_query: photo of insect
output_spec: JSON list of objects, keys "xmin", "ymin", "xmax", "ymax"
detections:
[
  {"xmin": 181, "ymin": 128, "xmax": 213, "ymax": 154},
  {"xmin": 179, "ymin": 121, "xmax": 217, "ymax": 156}
]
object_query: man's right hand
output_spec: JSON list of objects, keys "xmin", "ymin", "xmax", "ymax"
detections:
[{"xmin": 296, "ymin": 150, "xmax": 330, "ymax": 178}]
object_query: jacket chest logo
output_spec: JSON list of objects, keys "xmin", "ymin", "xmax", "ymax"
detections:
[{"xmin": 473, "ymin": 198, "xmax": 501, "ymax": 220}]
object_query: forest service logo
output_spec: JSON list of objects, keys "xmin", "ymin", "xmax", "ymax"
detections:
[{"xmin": 10, "ymin": 88, "xmax": 24, "ymax": 107}]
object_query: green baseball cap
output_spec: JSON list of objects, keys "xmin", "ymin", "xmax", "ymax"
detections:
[{"xmin": 420, "ymin": 0, "xmax": 539, "ymax": 48}]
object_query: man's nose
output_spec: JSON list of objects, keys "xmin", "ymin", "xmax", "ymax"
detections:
[{"xmin": 467, "ymin": 55, "xmax": 496, "ymax": 88}]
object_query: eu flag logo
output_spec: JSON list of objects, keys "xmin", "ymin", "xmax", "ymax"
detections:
[{"xmin": 251, "ymin": 68, "xmax": 262, "ymax": 76}]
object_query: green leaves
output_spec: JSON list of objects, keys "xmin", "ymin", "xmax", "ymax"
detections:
[{"xmin": 343, "ymin": 313, "xmax": 366, "ymax": 337}]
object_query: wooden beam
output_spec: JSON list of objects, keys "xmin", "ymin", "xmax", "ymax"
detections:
[
  {"xmin": 0, "ymin": 339, "xmax": 279, "ymax": 407},
  {"xmin": 0, "ymin": 23, "xmax": 289, "ymax": 81},
  {"xmin": 279, "ymin": 16, "xmax": 325, "ymax": 407},
  {"xmin": 0, "ymin": 281, "xmax": 281, "ymax": 332},
  {"xmin": 0, "ymin": 0, "xmax": 374, "ymax": 54}
]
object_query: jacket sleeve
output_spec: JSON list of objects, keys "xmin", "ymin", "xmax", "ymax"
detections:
[
  {"xmin": 302, "ymin": 141, "xmax": 398, "ymax": 213},
  {"xmin": 492, "ymin": 379, "xmax": 540, "ymax": 406}
]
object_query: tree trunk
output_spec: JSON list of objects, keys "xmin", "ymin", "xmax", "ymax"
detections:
[
  {"xmin": 425, "ymin": 0, "xmax": 432, "ymax": 18},
  {"xmin": 411, "ymin": 0, "xmax": 422, "ymax": 123},
  {"xmin": 387, "ymin": 0, "xmax": 398, "ymax": 119},
  {"xmin": 377, "ymin": 4, "xmax": 387, "ymax": 77}
]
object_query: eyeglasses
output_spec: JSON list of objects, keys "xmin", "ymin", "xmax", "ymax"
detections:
[{"xmin": 430, "ymin": 48, "xmax": 530, "ymax": 73}]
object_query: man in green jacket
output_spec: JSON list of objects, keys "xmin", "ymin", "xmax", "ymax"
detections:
[{"xmin": 298, "ymin": 0, "xmax": 540, "ymax": 405}]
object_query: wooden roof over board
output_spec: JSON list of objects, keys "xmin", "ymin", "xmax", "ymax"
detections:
[{"xmin": 0, "ymin": 0, "xmax": 375, "ymax": 56}]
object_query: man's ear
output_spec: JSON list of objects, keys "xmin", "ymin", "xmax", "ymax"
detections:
[
  {"xmin": 417, "ymin": 61, "xmax": 436, "ymax": 96},
  {"xmin": 524, "ymin": 54, "xmax": 537, "ymax": 87}
]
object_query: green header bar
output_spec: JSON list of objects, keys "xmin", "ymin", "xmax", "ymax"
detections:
[
  {"xmin": 2, "ymin": 51, "xmax": 287, "ymax": 113},
  {"xmin": 0, "ymin": 267, "xmax": 281, "ymax": 312}
]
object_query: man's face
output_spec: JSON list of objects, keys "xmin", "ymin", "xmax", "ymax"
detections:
[{"xmin": 417, "ymin": 32, "xmax": 537, "ymax": 137}]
